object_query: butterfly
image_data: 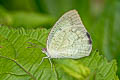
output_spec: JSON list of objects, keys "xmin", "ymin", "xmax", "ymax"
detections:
[{"xmin": 41, "ymin": 10, "xmax": 92, "ymax": 68}]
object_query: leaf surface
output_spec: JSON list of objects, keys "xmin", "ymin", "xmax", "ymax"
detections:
[{"xmin": 0, "ymin": 26, "xmax": 119, "ymax": 80}]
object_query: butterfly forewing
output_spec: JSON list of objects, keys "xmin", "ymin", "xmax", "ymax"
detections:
[{"xmin": 47, "ymin": 10, "xmax": 92, "ymax": 58}]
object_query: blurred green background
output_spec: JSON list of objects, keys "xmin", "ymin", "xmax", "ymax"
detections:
[{"xmin": 0, "ymin": 0, "xmax": 120, "ymax": 78}]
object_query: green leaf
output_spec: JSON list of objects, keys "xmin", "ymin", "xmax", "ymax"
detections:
[
  {"xmin": 0, "ymin": 26, "xmax": 119, "ymax": 80},
  {"xmin": 79, "ymin": 51, "xmax": 119, "ymax": 80}
]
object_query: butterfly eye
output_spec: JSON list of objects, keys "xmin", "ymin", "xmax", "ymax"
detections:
[{"xmin": 42, "ymin": 48, "xmax": 47, "ymax": 53}]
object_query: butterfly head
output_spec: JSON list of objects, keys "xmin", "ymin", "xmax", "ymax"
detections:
[{"xmin": 42, "ymin": 48, "xmax": 50, "ymax": 57}]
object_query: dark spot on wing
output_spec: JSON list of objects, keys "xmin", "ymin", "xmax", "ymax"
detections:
[{"xmin": 86, "ymin": 32, "xmax": 92, "ymax": 44}]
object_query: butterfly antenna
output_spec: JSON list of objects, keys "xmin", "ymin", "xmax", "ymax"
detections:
[{"xmin": 27, "ymin": 42, "xmax": 43, "ymax": 49}]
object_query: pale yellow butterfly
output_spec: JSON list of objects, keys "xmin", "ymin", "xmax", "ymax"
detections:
[{"xmin": 41, "ymin": 10, "xmax": 92, "ymax": 68}]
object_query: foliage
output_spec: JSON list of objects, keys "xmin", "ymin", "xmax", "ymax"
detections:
[
  {"xmin": 0, "ymin": 0, "xmax": 120, "ymax": 79},
  {"xmin": 0, "ymin": 26, "xmax": 119, "ymax": 80}
]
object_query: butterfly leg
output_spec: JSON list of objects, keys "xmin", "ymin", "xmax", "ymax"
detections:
[
  {"xmin": 48, "ymin": 58, "xmax": 53, "ymax": 71},
  {"xmin": 40, "ymin": 56, "xmax": 53, "ymax": 71},
  {"xmin": 39, "ymin": 56, "xmax": 48, "ymax": 65}
]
